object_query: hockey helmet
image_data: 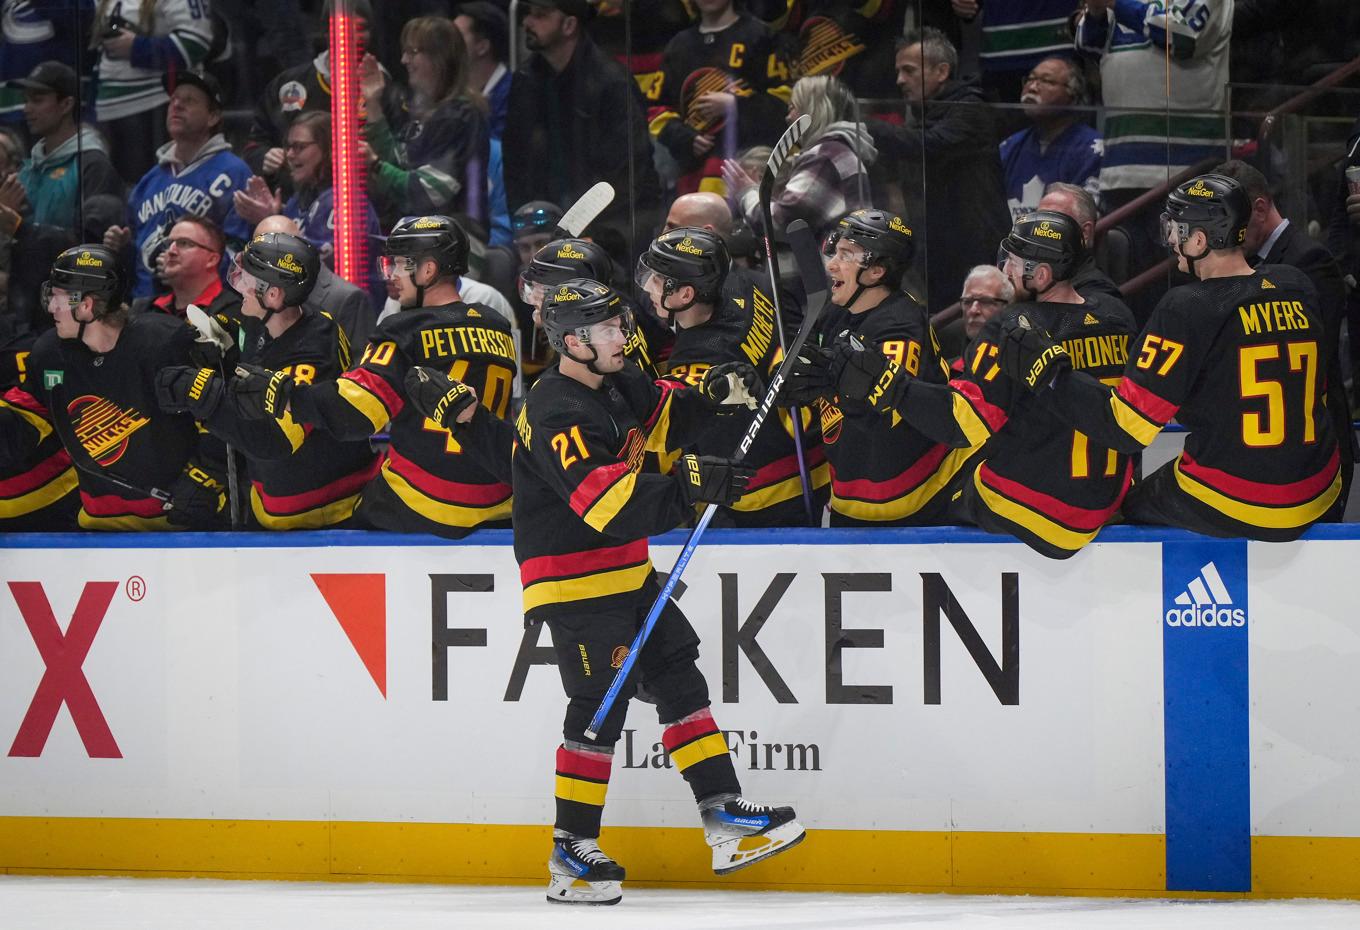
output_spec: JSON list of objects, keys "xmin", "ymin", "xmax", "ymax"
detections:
[
  {"xmin": 541, "ymin": 278, "xmax": 634, "ymax": 353},
  {"xmin": 1000, "ymin": 210, "xmax": 1084, "ymax": 282},
  {"xmin": 46, "ymin": 244, "xmax": 124, "ymax": 306},
  {"xmin": 234, "ymin": 232, "xmax": 320, "ymax": 306},
  {"xmin": 636, "ymin": 227, "xmax": 730, "ymax": 305},
  {"xmin": 520, "ymin": 238, "xmax": 614, "ymax": 305},
  {"xmin": 383, "ymin": 214, "xmax": 470, "ymax": 278},
  {"xmin": 823, "ymin": 208, "xmax": 914, "ymax": 285},
  {"xmin": 1163, "ymin": 174, "xmax": 1250, "ymax": 251},
  {"xmin": 511, "ymin": 200, "xmax": 564, "ymax": 240}
]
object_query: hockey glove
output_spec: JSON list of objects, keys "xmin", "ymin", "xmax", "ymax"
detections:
[
  {"xmin": 185, "ymin": 304, "xmax": 237, "ymax": 369},
  {"xmin": 167, "ymin": 461, "xmax": 229, "ymax": 529},
  {"xmin": 231, "ymin": 363, "xmax": 294, "ymax": 420},
  {"xmin": 675, "ymin": 453, "xmax": 755, "ymax": 507},
  {"xmin": 404, "ymin": 366, "xmax": 478, "ymax": 431},
  {"xmin": 155, "ymin": 366, "xmax": 224, "ymax": 420},
  {"xmin": 699, "ymin": 361, "xmax": 763, "ymax": 411},
  {"xmin": 999, "ymin": 313, "xmax": 1070, "ymax": 391},
  {"xmin": 779, "ymin": 346, "xmax": 839, "ymax": 406}
]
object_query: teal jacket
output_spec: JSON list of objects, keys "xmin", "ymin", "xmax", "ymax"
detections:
[{"xmin": 18, "ymin": 127, "xmax": 123, "ymax": 228}]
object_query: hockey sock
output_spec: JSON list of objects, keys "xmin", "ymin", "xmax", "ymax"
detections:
[
  {"xmin": 662, "ymin": 708, "xmax": 741, "ymax": 803},
  {"xmin": 554, "ymin": 741, "xmax": 614, "ymax": 838}
]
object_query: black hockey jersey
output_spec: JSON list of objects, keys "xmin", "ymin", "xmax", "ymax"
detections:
[
  {"xmin": 206, "ymin": 311, "xmax": 379, "ymax": 530},
  {"xmin": 512, "ymin": 360, "xmax": 712, "ymax": 624},
  {"xmin": 789, "ymin": 0, "xmax": 903, "ymax": 97},
  {"xmin": 0, "ymin": 333, "xmax": 78, "ymax": 530},
  {"xmin": 647, "ymin": 14, "xmax": 794, "ymax": 192},
  {"xmin": 1042, "ymin": 266, "xmax": 1340, "ymax": 540},
  {"xmin": 288, "ymin": 301, "xmax": 517, "ymax": 537},
  {"xmin": 898, "ymin": 294, "xmax": 1138, "ymax": 558},
  {"xmin": 18, "ymin": 314, "xmax": 203, "ymax": 530},
  {"xmin": 812, "ymin": 292, "xmax": 974, "ymax": 525},
  {"xmin": 661, "ymin": 271, "xmax": 828, "ymax": 526}
]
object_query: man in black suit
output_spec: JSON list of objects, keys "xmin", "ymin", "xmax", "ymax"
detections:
[{"xmin": 1217, "ymin": 159, "xmax": 1354, "ymax": 518}]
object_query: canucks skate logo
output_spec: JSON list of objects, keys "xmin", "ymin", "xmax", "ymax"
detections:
[
  {"xmin": 676, "ymin": 236, "xmax": 704, "ymax": 256},
  {"xmin": 66, "ymin": 395, "xmax": 151, "ymax": 466},
  {"xmin": 1185, "ymin": 180, "xmax": 1214, "ymax": 198},
  {"xmin": 1165, "ymin": 561, "xmax": 1245, "ymax": 628}
]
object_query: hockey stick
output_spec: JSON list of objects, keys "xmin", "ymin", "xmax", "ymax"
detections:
[
  {"xmin": 554, "ymin": 182, "xmax": 615, "ymax": 238},
  {"xmin": 757, "ymin": 114, "xmax": 815, "ymax": 525},
  {"xmin": 187, "ymin": 304, "xmax": 243, "ymax": 529},
  {"xmin": 585, "ymin": 219, "xmax": 829, "ymax": 740}
]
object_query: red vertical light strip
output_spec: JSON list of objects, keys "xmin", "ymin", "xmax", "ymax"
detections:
[{"xmin": 329, "ymin": 5, "xmax": 367, "ymax": 286}]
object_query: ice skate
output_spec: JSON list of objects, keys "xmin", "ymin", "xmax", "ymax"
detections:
[
  {"xmin": 701, "ymin": 796, "xmax": 806, "ymax": 874},
  {"xmin": 546, "ymin": 835, "xmax": 625, "ymax": 905}
]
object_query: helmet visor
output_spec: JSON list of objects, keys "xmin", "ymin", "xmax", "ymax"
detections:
[
  {"xmin": 518, "ymin": 274, "xmax": 548, "ymax": 308},
  {"xmin": 227, "ymin": 253, "xmax": 260, "ymax": 298},
  {"xmin": 577, "ymin": 310, "xmax": 636, "ymax": 346},
  {"xmin": 379, "ymin": 254, "xmax": 417, "ymax": 282}
]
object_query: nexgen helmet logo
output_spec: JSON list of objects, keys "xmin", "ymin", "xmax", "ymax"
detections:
[
  {"xmin": 277, "ymin": 253, "xmax": 304, "ymax": 274},
  {"xmin": 555, "ymin": 286, "xmax": 582, "ymax": 301},
  {"xmin": 75, "ymin": 251, "xmax": 102, "ymax": 268},
  {"xmin": 1034, "ymin": 221, "xmax": 1062, "ymax": 240},
  {"xmin": 411, "ymin": 217, "xmax": 442, "ymax": 229},
  {"xmin": 676, "ymin": 236, "xmax": 704, "ymax": 255},
  {"xmin": 1185, "ymin": 180, "xmax": 1214, "ymax": 198},
  {"xmin": 888, "ymin": 216, "xmax": 912, "ymax": 236},
  {"xmin": 557, "ymin": 244, "xmax": 586, "ymax": 260}
]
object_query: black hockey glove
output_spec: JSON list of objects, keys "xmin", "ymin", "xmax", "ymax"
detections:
[
  {"xmin": 779, "ymin": 346, "xmax": 839, "ymax": 406},
  {"xmin": 167, "ymin": 461, "xmax": 229, "ymax": 529},
  {"xmin": 674, "ymin": 453, "xmax": 754, "ymax": 507},
  {"xmin": 404, "ymin": 366, "xmax": 478, "ymax": 431},
  {"xmin": 999, "ymin": 313, "xmax": 1070, "ymax": 391},
  {"xmin": 231, "ymin": 363, "xmax": 294, "ymax": 420},
  {"xmin": 699, "ymin": 361, "xmax": 763, "ymax": 411},
  {"xmin": 155, "ymin": 366, "xmax": 224, "ymax": 420}
]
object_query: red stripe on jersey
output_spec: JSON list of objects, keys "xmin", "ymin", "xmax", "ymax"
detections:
[
  {"xmin": 950, "ymin": 357, "xmax": 965, "ymax": 374},
  {"xmin": 1116, "ymin": 378, "xmax": 1178, "ymax": 425},
  {"xmin": 386, "ymin": 449, "xmax": 512, "ymax": 505},
  {"xmin": 833, "ymin": 442, "xmax": 950, "ymax": 502},
  {"xmin": 3, "ymin": 385, "xmax": 50, "ymax": 416},
  {"xmin": 344, "ymin": 367, "xmax": 404, "ymax": 417},
  {"xmin": 1179, "ymin": 447, "xmax": 1339, "ymax": 506},
  {"xmin": 661, "ymin": 708, "xmax": 720, "ymax": 752},
  {"xmin": 519, "ymin": 539, "xmax": 650, "ymax": 586},
  {"xmin": 979, "ymin": 461, "xmax": 1131, "ymax": 530},
  {"xmin": 748, "ymin": 445, "xmax": 827, "ymax": 490},
  {"xmin": 621, "ymin": 51, "xmax": 664, "ymax": 73},
  {"xmin": 568, "ymin": 460, "xmax": 631, "ymax": 517},
  {"xmin": 80, "ymin": 490, "xmax": 166, "ymax": 517},
  {"xmin": 952, "ymin": 378, "xmax": 1008, "ymax": 433},
  {"xmin": 252, "ymin": 456, "xmax": 381, "ymax": 515},
  {"xmin": 643, "ymin": 379, "xmax": 681, "ymax": 431},
  {"xmin": 0, "ymin": 448, "xmax": 71, "ymax": 498},
  {"xmin": 556, "ymin": 744, "xmax": 614, "ymax": 782}
]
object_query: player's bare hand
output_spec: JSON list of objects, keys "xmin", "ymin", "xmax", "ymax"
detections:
[{"xmin": 261, "ymin": 147, "xmax": 286, "ymax": 175}]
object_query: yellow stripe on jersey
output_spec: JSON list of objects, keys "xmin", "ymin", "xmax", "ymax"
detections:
[
  {"xmin": 78, "ymin": 511, "xmax": 174, "ymax": 532},
  {"xmin": 337, "ymin": 378, "xmax": 391, "ymax": 432},
  {"xmin": 521, "ymin": 561, "xmax": 655, "ymax": 614},
  {"xmin": 0, "ymin": 466, "xmax": 76, "ymax": 518},
  {"xmin": 733, "ymin": 460, "xmax": 830, "ymax": 512},
  {"xmin": 1173, "ymin": 458, "xmax": 1341, "ymax": 530},
  {"xmin": 379, "ymin": 460, "xmax": 512, "ymax": 527},
  {"xmin": 643, "ymin": 390, "xmax": 677, "ymax": 456},
  {"xmin": 952, "ymin": 392, "xmax": 994, "ymax": 448},
  {"xmin": 275, "ymin": 411, "xmax": 307, "ymax": 454},
  {"xmin": 831, "ymin": 446, "xmax": 976, "ymax": 522},
  {"xmin": 670, "ymin": 733, "xmax": 730, "ymax": 772},
  {"xmin": 971, "ymin": 468, "xmax": 1098, "ymax": 553},
  {"xmin": 648, "ymin": 110, "xmax": 680, "ymax": 139},
  {"xmin": 0, "ymin": 397, "xmax": 53, "ymax": 443},
  {"xmin": 1110, "ymin": 393, "xmax": 1161, "ymax": 448},
  {"xmin": 250, "ymin": 488, "xmax": 362, "ymax": 531},
  {"xmin": 555, "ymin": 774, "xmax": 608, "ymax": 808},
  {"xmin": 698, "ymin": 176, "xmax": 727, "ymax": 197},
  {"xmin": 583, "ymin": 471, "xmax": 639, "ymax": 533}
]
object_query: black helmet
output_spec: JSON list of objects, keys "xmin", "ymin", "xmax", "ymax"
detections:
[
  {"xmin": 541, "ymin": 278, "xmax": 632, "ymax": 353},
  {"xmin": 1000, "ymin": 210, "xmax": 1084, "ymax": 281},
  {"xmin": 239, "ymin": 232, "xmax": 320, "ymax": 306},
  {"xmin": 523, "ymin": 238, "xmax": 614, "ymax": 287},
  {"xmin": 1163, "ymin": 174, "xmax": 1249, "ymax": 251},
  {"xmin": 823, "ymin": 208, "xmax": 914, "ymax": 286},
  {"xmin": 384, "ymin": 214, "xmax": 469, "ymax": 277},
  {"xmin": 637, "ymin": 227, "xmax": 730, "ymax": 303},
  {"xmin": 48, "ymin": 244, "xmax": 124, "ymax": 305},
  {"xmin": 511, "ymin": 200, "xmax": 564, "ymax": 240}
]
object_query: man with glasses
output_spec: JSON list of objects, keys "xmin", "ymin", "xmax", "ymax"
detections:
[
  {"xmin": 131, "ymin": 216, "xmax": 241, "ymax": 327},
  {"xmin": 999, "ymin": 56, "xmax": 1101, "ymax": 222},
  {"xmin": 937, "ymin": 265, "xmax": 1015, "ymax": 365}
]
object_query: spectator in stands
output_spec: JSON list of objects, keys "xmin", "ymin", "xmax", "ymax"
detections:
[
  {"xmin": 360, "ymin": 17, "xmax": 490, "ymax": 229},
  {"xmin": 872, "ymin": 28, "xmax": 1010, "ymax": 314},
  {"xmin": 503, "ymin": 0, "xmax": 660, "ymax": 258},
  {"xmin": 788, "ymin": 0, "xmax": 900, "ymax": 99},
  {"xmin": 0, "ymin": 128, "xmax": 23, "ymax": 175},
  {"xmin": 0, "ymin": 1, "xmax": 92, "ymax": 127},
  {"xmin": 951, "ymin": 0, "xmax": 1079, "ymax": 104},
  {"xmin": 130, "ymin": 215, "xmax": 240, "ymax": 322},
  {"xmin": 454, "ymin": 2, "xmax": 512, "ymax": 140},
  {"xmin": 0, "ymin": 189, "xmax": 76, "ymax": 337},
  {"xmin": 999, "ymin": 56, "xmax": 1100, "ymax": 222},
  {"xmin": 511, "ymin": 200, "xmax": 563, "ymax": 269},
  {"xmin": 1038, "ymin": 182, "xmax": 1122, "ymax": 301},
  {"xmin": 103, "ymin": 71, "xmax": 252, "ymax": 300},
  {"xmin": 253, "ymin": 214, "xmax": 377, "ymax": 351},
  {"xmin": 11, "ymin": 62, "xmax": 124, "ymax": 229},
  {"xmin": 664, "ymin": 191, "xmax": 734, "ymax": 236},
  {"xmin": 1215, "ymin": 158, "xmax": 1354, "ymax": 518},
  {"xmin": 724, "ymin": 74, "xmax": 875, "ymax": 242},
  {"xmin": 93, "ymin": 0, "xmax": 217, "ymax": 183},
  {"xmin": 936, "ymin": 264, "xmax": 1014, "ymax": 364}
]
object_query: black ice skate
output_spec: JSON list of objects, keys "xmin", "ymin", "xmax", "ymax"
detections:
[
  {"xmin": 701, "ymin": 796, "xmax": 806, "ymax": 874},
  {"xmin": 546, "ymin": 835, "xmax": 625, "ymax": 905}
]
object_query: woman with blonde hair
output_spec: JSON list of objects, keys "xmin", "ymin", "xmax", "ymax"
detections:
[
  {"xmin": 360, "ymin": 16, "xmax": 490, "ymax": 228},
  {"xmin": 723, "ymin": 74, "xmax": 876, "ymax": 241}
]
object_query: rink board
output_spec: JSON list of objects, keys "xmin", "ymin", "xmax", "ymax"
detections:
[{"xmin": 0, "ymin": 526, "xmax": 1357, "ymax": 897}]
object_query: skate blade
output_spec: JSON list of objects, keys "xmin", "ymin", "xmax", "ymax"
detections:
[
  {"xmin": 545, "ymin": 876, "xmax": 622, "ymax": 906},
  {"xmin": 711, "ymin": 820, "xmax": 807, "ymax": 875}
]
